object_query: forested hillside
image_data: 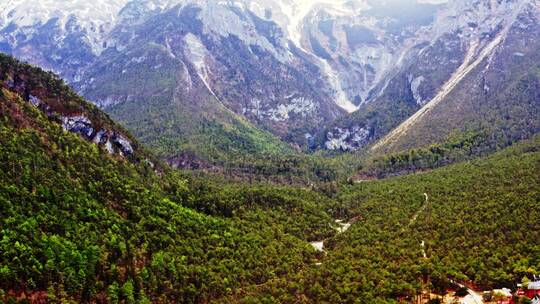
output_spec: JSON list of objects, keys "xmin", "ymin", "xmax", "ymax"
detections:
[
  {"xmin": 0, "ymin": 55, "xmax": 336, "ymax": 303},
  {"xmin": 0, "ymin": 54, "xmax": 538, "ymax": 303},
  {"xmin": 226, "ymin": 136, "xmax": 540, "ymax": 303}
]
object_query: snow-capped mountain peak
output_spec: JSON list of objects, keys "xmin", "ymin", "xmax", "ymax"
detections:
[{"xmin": 0, "ymin": 0, "xmax": 131, "ymax": 54}]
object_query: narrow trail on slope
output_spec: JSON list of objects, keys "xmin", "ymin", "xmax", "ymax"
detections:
[
  {"xmin": 411, "ymin": 194, "xmax": 485, "ymax": 304},
  {"xmin": 404, "ymin": 193, "xmax": 430, "ymax": 258},
  {"xmin": 314, "ymin": 193, "xmax": 429, "ymax": 255},
  {"xmin": 451, "ymin": 280, "xmax": 485, "ymax": 304},
  {"xmin": 407, "ymin": 193, "xmax": 429, "ymax": 229}
]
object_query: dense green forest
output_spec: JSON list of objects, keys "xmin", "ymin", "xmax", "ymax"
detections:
[
  {"xmin": 358, "ymin": 130, "xmax": 521, "ymax": 179},
  {"xmin": 0, "ymin": 69, "xmax": 339, "ymax": 303},
  {"xmin": 222, "ymin": 137, "xmax": 540, "ymax": 302},
  {"xmin": 0, "ymin": 54, "xmax": 539, "ymax": 303}
]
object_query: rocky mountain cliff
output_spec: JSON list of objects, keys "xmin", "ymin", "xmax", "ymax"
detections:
[{"xmin": 1, "ymin": 0, "xmax": 538, "ymax": 160}]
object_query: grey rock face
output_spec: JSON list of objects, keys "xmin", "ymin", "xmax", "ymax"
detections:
[
  {"xmin": 112, "ymin": 134, "xmax": 134, "ymax": 156},
  {"xmin": 325, "ymin": 126, "xmax": 371, "ymax": 151},
  {"xmin": 22, "ymin": 92, "xmax": 135, "ymax": 158},
  {"xmin": 60, "ymin": 114, "xmax": 134, "ymax": 156},
  {"xmin": 58, "ymin": 114, "xmax": 134, "ymax": 157},
  {"xmin": 62, "ymin": 115, "xmax": 95, "ymax": 138}
]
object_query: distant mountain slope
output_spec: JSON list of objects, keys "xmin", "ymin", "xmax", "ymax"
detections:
[
  {"xmin": 371, "ymin": 0, "xmax": 540, "ymax": 154},
  {"xmin": 316, "ymin": 0, "xmax": 540, "ymax": 152},
  {"xmin": 0, "ymin": 54, "xmax": 350, "ymax": 185}
]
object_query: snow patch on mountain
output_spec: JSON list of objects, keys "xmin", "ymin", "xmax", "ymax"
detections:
[
  {"xmin": 234, "ymin": 0, "xmax": 369, "ymax": 112},
  {"xmin": 0, "ymin": 0, "xmax": 130, "ymax": 55},
  {"xmin": 195, "ymin": 1, "xmax": 294, "ymax": 63},
  {"xmin": 425, "ymin": 0, "xmax": 530, "ymax": 44},
  {"xmin": 352, "ymin": 45, "xmax": 395, "ymax": 103},
  {"xmin": 372, "ymin": 0, "xmax": 533, "ymax": 152},
  {"xmin": 319, "ymin": 60, "xmax": 358, "ymax": 113},
  {"xmin": 409, "ymin": 75, "xmax": 426, "ymax": 105},
  {"xmin": 279, "ymin": 0, "xmax": 355, "ymax": 49}
]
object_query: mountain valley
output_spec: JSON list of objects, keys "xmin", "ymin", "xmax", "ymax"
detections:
[{"xmin": 0, "ymin": 0, "xmax": 539, "ymax": 303}]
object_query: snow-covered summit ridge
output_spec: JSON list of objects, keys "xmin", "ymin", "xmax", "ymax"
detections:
[
  {"xmin": 0, "ymin": 0, "xmax": 131, "ymax": 54},
  {"xmin": 0, "ymin": 0, "xmax": 535, "ymax": 116},
  {"xmin": 0, "ymin": 0, "xmax": 364, "ymax": 50}
]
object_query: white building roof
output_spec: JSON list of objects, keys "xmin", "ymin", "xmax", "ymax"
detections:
[{"xmin": 529, "ymin": 281, "xmax": 540, "ymax": 290}]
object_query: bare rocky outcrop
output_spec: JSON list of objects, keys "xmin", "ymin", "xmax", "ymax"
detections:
[
  {"xmin": 60, "ymin": 114, "xmax": 135, "ymax": 157},
  {"xmin": 1, "ymin": 67, "xmax": 135, "ymax": 158}
]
